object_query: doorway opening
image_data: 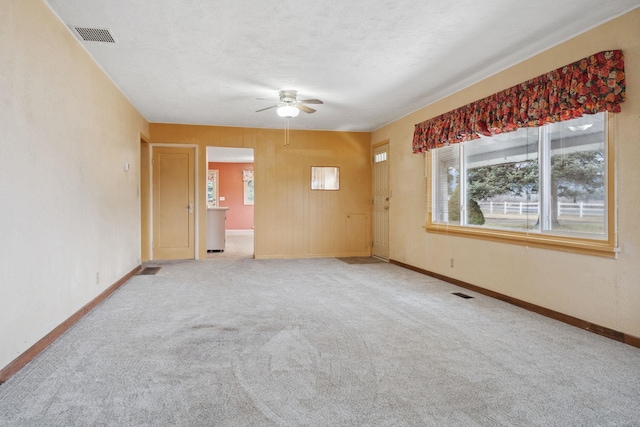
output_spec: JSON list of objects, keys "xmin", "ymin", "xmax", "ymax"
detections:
[{"xmin": 206, "ymin": 147, "xmax": 255, "ymax": 259}]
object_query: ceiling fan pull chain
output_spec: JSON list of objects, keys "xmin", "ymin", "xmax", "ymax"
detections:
[{"xmin": 284, "ymin": 119, "xmax": 290, "ymax": 146}]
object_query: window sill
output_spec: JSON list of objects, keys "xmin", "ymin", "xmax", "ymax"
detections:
[{"xmin": 424, "ymin": 218, "xmax": 617, "ymax": 258}]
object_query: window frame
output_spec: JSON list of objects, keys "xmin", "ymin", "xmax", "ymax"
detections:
[{"xmin": 425, "ymin": 114, "xmax": 617, "ymax": 258}]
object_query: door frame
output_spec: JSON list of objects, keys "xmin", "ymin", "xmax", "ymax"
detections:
[
  {"xmin": 206, "ymin": 146, "xmax": 256, "ymax": 257},
  {"xmin": 149, "ymin": 143, "xmax": 199, "ymax": 260}
]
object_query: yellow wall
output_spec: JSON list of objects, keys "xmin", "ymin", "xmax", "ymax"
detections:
[
  {"xmin": 1, "ymin": 0, "xmax": 148, "ymax": 370},
  {"xmin": 146, "ymin": 125, "xmax": 372, "ymax": 260},
  {"xmin": 372, "ymin": 9, "xmax": 640, "ymax": 339}
]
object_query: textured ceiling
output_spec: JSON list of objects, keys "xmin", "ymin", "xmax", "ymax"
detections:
[{"xmin": 44, "ymin": 0, "xmax": 640, "ymax": 132}]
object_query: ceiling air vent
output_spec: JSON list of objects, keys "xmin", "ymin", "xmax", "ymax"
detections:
[{"xmin": 73, "ymin": 27, "xmax": 115, "ymax": 43}]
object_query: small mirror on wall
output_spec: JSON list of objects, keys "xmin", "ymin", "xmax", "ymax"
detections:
[{"xmin": 311, "ymin": 166, "xmax": 339, "ymax": 190}]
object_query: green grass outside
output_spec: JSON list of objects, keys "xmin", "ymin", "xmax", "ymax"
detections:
[{"xmin": 478, "ymin": 213, "xmax": 604, "ymax": 234}]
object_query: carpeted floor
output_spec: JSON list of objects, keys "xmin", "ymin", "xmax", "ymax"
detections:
[
  {"xmin": 1, "ymin": 258, "xmax": 639, "ymax": 426},
  {"xmin": 336, "ymin": 257, "xmax": 386, "ymax": 264},
  {"xmin": 207, "ymin": 230, "xmax": 254, "ymax": 259}
]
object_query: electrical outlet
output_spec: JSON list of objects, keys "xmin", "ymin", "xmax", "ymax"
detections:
[
  {"xmin": 450, "ymin": 258, "xmax": 454, "ymax": 268},
  {"xmin": 96, "ymin": 272, "xmax": 100, "ymax": 284}
]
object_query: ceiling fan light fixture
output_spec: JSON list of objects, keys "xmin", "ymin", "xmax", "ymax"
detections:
[{"xmin": 277, "ymin": 105, "xmax": 299, "ymax": 118}]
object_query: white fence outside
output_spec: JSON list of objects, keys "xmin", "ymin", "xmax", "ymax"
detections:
[{"xmin": 477, "ymin": 201, "xmax": 604, "ymax": 217}]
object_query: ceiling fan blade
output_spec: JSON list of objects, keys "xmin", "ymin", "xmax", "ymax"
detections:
[
  {"xmin": 296, "ymin": 104, "xmax": 316, "ymax": 114},
  {"xmin": 256, "ymin": 97, "xmax": 278, "ymax": 101},
  {"xmin": 299, "ymin": 99, "xmax": 323, "ymax": 104},
  {"xmin": 256, "ymin": 104, "xmax": 278, "ymax": 112}
]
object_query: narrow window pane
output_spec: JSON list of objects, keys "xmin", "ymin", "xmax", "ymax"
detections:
[
  {"xmin": 464, "ymin": 128, "xmax": 539, "ymax": 231},
  {"xmin": 432, "ymin": 145, "xmax": 460, "ymax": 225},
  {"xmin": 547, "ymin": 114, "xmax": 606, "ymax": 236}
]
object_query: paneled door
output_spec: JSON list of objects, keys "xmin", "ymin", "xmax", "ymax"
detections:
[
  {"xmin": 372, "ymin": 142, "xmax": 389, "ymax": 260},
  {"xmin": 152, "ymin": 146, "xmax": 195, "ymax": 260}
]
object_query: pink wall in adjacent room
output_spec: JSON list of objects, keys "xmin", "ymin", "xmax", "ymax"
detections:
[{"xmin": 208, "ymin": 162, "xmax": 254, "ymax": 230}]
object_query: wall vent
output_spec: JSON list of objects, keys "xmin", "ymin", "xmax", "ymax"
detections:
[
  {"xmin": 73, "ymin": 27, "xmax": 116, "ymax": 43},
  {"xmin": 138, "ymin": 267, "xmax": 161, "ymax": 275},
  {"xmin": 452, "ymin": 292, "xmax": 474, "ymax": 299}
]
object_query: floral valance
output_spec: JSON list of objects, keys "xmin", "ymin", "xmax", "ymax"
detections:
[
  {"xmin": 242, "ymin": 170, "xmax": 254, "ymax": 182},
  {"xmin": 412, "ymin": 50, "xmax": 626, "ymax": 153}
]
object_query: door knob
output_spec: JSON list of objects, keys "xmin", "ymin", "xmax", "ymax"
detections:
[{"xmin": 188, "ymin": 203, "xmax": 193, "ymax": 213}]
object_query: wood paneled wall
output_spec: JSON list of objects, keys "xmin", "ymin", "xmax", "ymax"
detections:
[{"xmin": 145, "ymin": 124, "xmax": 372, "ymax": 260}]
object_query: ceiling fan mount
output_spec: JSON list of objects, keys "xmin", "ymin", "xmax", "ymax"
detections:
[
  {"xmin": 278, "ymin": 89, "xmax": 298, "ymax": 104},
  {"xmin": 256, "ymin": 90, "xmax": 323, "ymax": 118}
]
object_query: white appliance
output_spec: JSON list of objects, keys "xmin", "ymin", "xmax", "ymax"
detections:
[{"xmin": 207, "ymin": 207, "xmax": 229, "ymax": 251}]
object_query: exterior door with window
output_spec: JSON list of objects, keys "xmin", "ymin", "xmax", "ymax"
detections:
[
  {"xmin": 152, "ymin": 146, "xmax": 195, "ymax": 260},
  {"xmin": 373, "ymin": 143, "xmax": 389, "ymax": 259}
]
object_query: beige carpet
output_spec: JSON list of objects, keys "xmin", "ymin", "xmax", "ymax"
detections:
[
  {"xmin": 1, "ymin": 258, "xmax": 639, "ymax": 426},
  {"xmin": 337, "ymin": 257, "xmax": 386, "ymax": 264},
  {"xmin": 207, "ymin": 230, "xmax": 254, "ymax": 259}
]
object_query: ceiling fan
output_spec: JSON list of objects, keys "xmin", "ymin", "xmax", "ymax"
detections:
[{"xmin": 256, "ymin": 90, "xmax": 323, "ymax": 118}]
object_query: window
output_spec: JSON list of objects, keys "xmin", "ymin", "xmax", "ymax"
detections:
[
  {"xmin": 374, "ymin": 151, "xmax": 387, "ymax": 163},
  {"xmin": 243, "ymin": 180, "xmax": 254, "ymax": 205},
  {"xmin": 429, "ymin": 112, "xmax": 614, "ymax": 256},
  {"xmin": 242, "ymin": 170, "xmax": 254, "ymax": 205},
  {"xmin": 207, "ymin": 170, "xmax": 218, "ymax": 208}
]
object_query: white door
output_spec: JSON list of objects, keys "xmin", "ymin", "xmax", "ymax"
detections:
[{"xmin": 372, "ymin": 143, "xmax": 389, "ymax": 259}]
